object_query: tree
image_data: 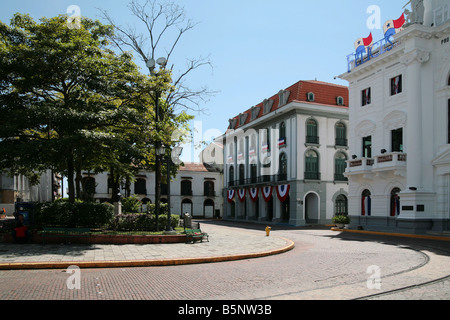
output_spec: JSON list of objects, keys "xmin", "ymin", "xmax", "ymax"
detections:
[
  {"xmin": 0, "ymin": 13, "xmax": 154, "ymax": 203},
  {"xmin": 99, "ymin": 0, "xmax": 215, "ymax": 113},
  {"xmin": 99, "ymin": 0, "xmax": 214, "ymax": 220}
]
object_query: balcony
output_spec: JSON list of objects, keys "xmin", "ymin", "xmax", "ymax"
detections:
[
  {"xmin": 335, "ymin": 138, "xmax": 348, "ymax": 147},
  {"xmin": 345, "ymin": 153, "xmax": 406, "ymax": 177},
  {"xmin": 304, "ymin": 172, "xmax": 321, "ymax": 181},
  {"xmin": 372, "ymin": 152, "xmax": 407, "ymax": 175},
  {"xmin": 306, "ymin": 136, "xmax": 320, "ymax": 145},
  {"xmin": 334, "ymin": 173, "xmax": 348, "ymax": 182},
  {"xmin": 227, "ymin": 173, "xmax": 288, "ymax": 188},
  {"xmin": 204, "ymin": 190, "xmax": 216, "ymax": 197},
  {"xmin": 345, "ymin": 158, "xmax": 375, "ymax": 176}
]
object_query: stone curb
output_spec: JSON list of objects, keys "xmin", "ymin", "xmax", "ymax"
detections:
[
  {"xmin": 331, "ymin": 227, "xmax": 450, "ymax": 241},
  {"xmin": 0, "ymin": 237, "xmax": 295, "ymax": 270}
]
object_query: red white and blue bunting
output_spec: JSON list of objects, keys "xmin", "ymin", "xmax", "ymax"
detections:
[
  {"xmin": 249, "ymin": 188, "xmax": 258, "ymax": 202},
  {"xmin": 238, "ymin": 189, "xmax": 246, "ymax": 202},
  {"xmin": 262, "ymin": 186, "xmax": 273, "ymax": 202},
  {"xmin": 227, "ymin": 190, "xmax": 235, "ymax": 203},
  {"xmin": 276, "ymin": 184, "xmax": 290, "ymax": 202}
]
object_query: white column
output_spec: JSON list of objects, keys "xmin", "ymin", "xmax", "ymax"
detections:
[{"xmin": 401, "ymin": 50, "xmax": 430, "ymax": 191}]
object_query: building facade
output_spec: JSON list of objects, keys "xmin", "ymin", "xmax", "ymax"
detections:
[
  {"xmin": 80, "ymin": 160, "xmax": 223, "ymax": 219},
  {"xmin": 339, "ymin": 0, "xmax": 450, "ymax": 233},
  {"xmin": 0, "ymin": 170, "xmax": 55, "ymax": 215},
  {"xmin": 221, "ymin": 80, "xmax": 349, "ymax": 226}
]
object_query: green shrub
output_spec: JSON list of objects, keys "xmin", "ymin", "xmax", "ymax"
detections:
[
  {"xmin": 332, "ymin": 215, "xmax": 350, "ymax": 224},
  {"xmin": 110, "ymin": 213, "xmax": 179, "ymax": 231},
  {"xmin": 35, "ymin": 200, "xmax": 114, "ymax": 228},
  {"xmin": 121, "ymin": 196, "xmax": 142, "ymax": 213}
]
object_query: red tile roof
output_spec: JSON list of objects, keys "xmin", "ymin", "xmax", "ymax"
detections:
[
  {"xmin": 179, "ymin": 162, "xmax": 219, "ymax": 173},
  {"xmin": 228, "ymin": 80, "xmax": 348, "ymax": 129}
]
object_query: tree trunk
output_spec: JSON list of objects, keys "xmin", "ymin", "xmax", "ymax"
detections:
[
  {"xmin": 75, "ymin": 164, "xmax": 82, "ymax": 201},
  {"xmin": 67, "ymin": 151, "xmax": 75, "ymax": 203}
]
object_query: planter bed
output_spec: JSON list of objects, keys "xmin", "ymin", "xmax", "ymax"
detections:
[{"xmin": 0, "ymin": 232, "xmax": 187, "ymax": 244}]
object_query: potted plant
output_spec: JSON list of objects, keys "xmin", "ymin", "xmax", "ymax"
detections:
[{"xmin": 332, "ymin": 215, "xmax": 350, "ymax": 229}]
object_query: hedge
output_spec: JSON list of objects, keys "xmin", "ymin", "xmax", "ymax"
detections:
[
  {"xmin": 33, "ymin": 200, "xmax": 179, "ymax": 232},
  {"xmin": 34, "ymin": 200, "xmax": 115, "ymax": 228}
]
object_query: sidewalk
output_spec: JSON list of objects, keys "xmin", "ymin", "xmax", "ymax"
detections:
[{"xmin": 0, "ymin": 222, "xmax": 294, "ymax": 270}]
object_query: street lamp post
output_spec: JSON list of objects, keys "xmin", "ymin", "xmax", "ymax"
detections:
[
  {"xmin": 163, "ymin": 146, "xmax": 183, "ymax": 234},
  {"xmin": 146, "ymin": 57, "xmax": 167, "ymax": 232}
]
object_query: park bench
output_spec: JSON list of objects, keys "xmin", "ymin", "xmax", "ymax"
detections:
[
  {"xmin": 185, "ymin": 229, "xmax": 209, "ymax": 243},
  {"xmin": 41, "ymin": 227, "xmax": 91, "ymax": 244}
]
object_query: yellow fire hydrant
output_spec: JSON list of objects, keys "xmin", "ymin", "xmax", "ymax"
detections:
[{"xmin": 265, "ymin": 226, "xmax": 271, "ymax": 236}]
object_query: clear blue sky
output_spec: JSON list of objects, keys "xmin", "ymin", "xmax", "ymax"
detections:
[{"xmin": 1, "ymin": 0, "xmax": 409, "ymax": 162}]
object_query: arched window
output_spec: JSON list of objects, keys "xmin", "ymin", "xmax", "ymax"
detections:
[
  {"xmin": 448, "ymin": 99, "xmax": 450, "ymax": 144},
  {"xmin": 390, "ymin": 188, "xmax": 401, "ymax": 216},
  {"xmin": 229, "ymin": 166, "xmax": 234, "ymax": 187},
  {"xmin": 278, "ymin": 153, "xmax": 288, "ymax": 181},
  {"xmin": 334, "ymin": 152, "xmax": 348, "ymax": 181},
  {"xmin": 181, "ymin": 180, "xmax": 192, "ymax": 196},
  {"xmin": 280, "ymin": 122, "xmax": 286, "ymax": 141},
  {"xmin": 361, "ymin": 189, "xmax": 371, "ymax": 216},
  {"xmin": 134, "ymin": 178, "xmax": 147, "ymax": 195},
  {"xmin": 335, "ymin": 195, "xmax": 348, "ymax": 215},
  {"xmin": 250, "ymin": 162, "xmax": 257, "ymax": 183},
  {"xmin": 239, "ymin": 164, "xmax": 245, "ymax": 185},
  {"xmin": 306, "ymin": 119, "xmax": 319, "ymax": 144},
  {"xmin": 335, "ymin": 122, "xmax": 347, "ymax": 146},
  {"xmin": 82, "ymin": 177, "xmax": 96, "ymax": 195},
  {"xmin": 305, "ymin": 149, "xmax": 320, "ymax": 180}
]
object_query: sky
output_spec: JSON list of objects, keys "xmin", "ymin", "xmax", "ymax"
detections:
[{"xmin": 0, "ymin": 0, "xmax": 410, "ymax": 163}]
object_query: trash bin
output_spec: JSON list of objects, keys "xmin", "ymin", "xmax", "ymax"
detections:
[
  {"xmin": 183, "ymin": 213, "xmax": 192, "ymax": 229},
  {"xmin": 15, "ymin": 202, "xmax": 34, "ymax": 227}
]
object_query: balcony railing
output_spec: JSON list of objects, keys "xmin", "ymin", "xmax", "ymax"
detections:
[
  {"xmin": 306, "ymin": 136, "xmax": 320, "ymax": 144},
  {"xmin": 304, "ymin": 172, "xmax": 321, "ymax": 180},
  {"xmin": 334, "ymin": 173, "xmax": 348, "ymax": 182},
  {"xmin": 335, "ymin": 138, "xmax": 348, "ymax": 147},
  {"xmin": 204, "ymin": 190, "xmax": 216, "ymax": 197},
  {"xmin": 346, "ymin": 153, "xmax": 406, "ymax": 175},
  {"xmin": 228, "ymin": 173, "xmax": 289, "ymax": 187}
]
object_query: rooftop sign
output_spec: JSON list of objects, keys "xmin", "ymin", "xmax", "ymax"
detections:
[{"xmin": 347, "ymin": 14, "xmax": 406, "ymax": 73}]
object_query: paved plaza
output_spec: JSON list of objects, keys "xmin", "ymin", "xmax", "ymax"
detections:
[{"xmin": 0, "ymin": 221, "xmax": 449, "ymax": 300}]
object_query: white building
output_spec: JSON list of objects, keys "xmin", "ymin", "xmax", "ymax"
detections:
[
  {"xmin": 0, "ymin": 170, "xmax": 54, "ymax": 215},
  {"xmin": 220, "ymin": 80, "xmax": 349, "ymax": 226},
  {"xmin": 81, "ymin": 146, "xmax": 224, "ymax": 219},
  {"xmin": 339, "ymin": 0, "xmax": 450, "ymax": 233}
]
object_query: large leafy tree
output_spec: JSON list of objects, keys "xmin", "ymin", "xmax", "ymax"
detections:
[{"xmin": 0, "ymin": 13, "xmax": 172, "ymax": 203}]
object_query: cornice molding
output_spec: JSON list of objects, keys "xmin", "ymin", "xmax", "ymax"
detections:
[{"xmin": 400, "ymin": 49, "xmax": 430, "ymax": 66}]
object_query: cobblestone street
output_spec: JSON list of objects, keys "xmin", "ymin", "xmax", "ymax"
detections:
[{"xmin": 0, "ymin": 221, "xmax": 449, "ymax": 301}]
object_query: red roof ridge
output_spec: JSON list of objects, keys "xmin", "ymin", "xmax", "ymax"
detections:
[{"xmin": 228, "ymin": 80, "xmax": 348, "ymax": 130}]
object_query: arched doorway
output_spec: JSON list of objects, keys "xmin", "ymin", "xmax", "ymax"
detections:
[
  {"xmin": 361, "ymin": 189, "xmax": 371, "ymax": 216},
  {"xmin": 267, "ymin": 197, "xmax": 274, "ymax": 221},
  {"xmin": 335, "ymin": 194, "xmax": 348, "ymax": 216},
  {"xmin": 182, "ymin": 199, "xmax": 193, "ymax": 216},
  {"xmin": 305, "ymin": 192, "xmax": 319, "ymax": 223},
  {"xmin": 390, "ymin": 188, "xmax": 401, "ymax": 216},
  {"xmin": 230, "ymin": 201, "xmax": 236, "ymax": 218},
  {"xmin": 281, "ymin": 196, "xmax": 290, "ymax": 222},
  {"xmin": 204, "ymin": 199, "xmax": 214, "ymax": 218}
]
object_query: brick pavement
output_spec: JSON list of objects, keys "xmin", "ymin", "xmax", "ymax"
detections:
[{"xmin": 0, "ymin": 222, "xmax": 450, "ymax": 300}]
